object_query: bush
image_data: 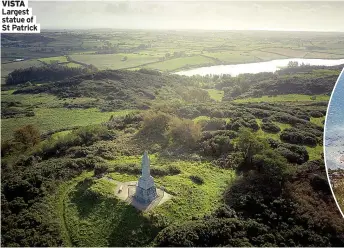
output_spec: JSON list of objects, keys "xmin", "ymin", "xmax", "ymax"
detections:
[
  {"xmin": 276, "ymin": 143, "xmax": 309, "ymax": 164},
  {"xmin": 114, "ymin": 163, "xmax": 141, "ymax": 175},
  {"xmin": 74, "ymin": 125, "xmax": 114, "ymax": 145},
  {"xmin": 261, "ymin": 122, "xmax": 281, "ymax": 133},
  {"xmin": 94, "ymin": 164, "xmax": 109, "ymax": 177},
  {"xmin": 141, "ymin": 111, "xmax": 171, "ymax": 135},
  {"xmin": 13, "ymin": 124, "xmax": 40, "ymax": 149},
  {"xmin": 169, "ymin": 117, "xmax": 201, "ymax": 148},
  {"xmin": 200, "ymin": 134, "xmax": 234, "ymax": 157},
  {"xmin": 309, "ymin": 111, "xmax": 323, "ymax": 118},
  {"xmin": 280, "ymin": 128, "xmax": 318, "ymax": 146},
  {"xmin": 227, "ymin": 114, "xmax": 259, "ymax": 132},
  {"xmin": 201, "ymin": 118, "xmax": 226, "ymax": 131},
  {"xmin": 189, "ymin": 175, "xmax": 204, "ymax": 184}
]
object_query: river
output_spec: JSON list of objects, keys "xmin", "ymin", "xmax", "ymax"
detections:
[{"xmin": 176, "ymin": 58, "xmax": 344, "ymax": 76}]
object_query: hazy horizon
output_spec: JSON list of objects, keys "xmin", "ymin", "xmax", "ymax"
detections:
[{"xmin": 30, "ymin": 1, "xmax": 344, "ymax": 32}]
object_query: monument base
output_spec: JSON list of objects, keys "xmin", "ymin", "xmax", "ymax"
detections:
[{"xmin": 135, "ymin": 185, "xmax": 157, "ymax": 204}]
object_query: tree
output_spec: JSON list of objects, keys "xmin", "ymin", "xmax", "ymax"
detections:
[
  {"xmin": 13, "ymin": 125, "xmax": 40, "ymax": 148},
  {"xmin": 141, "ymin": 111, "xmax": 171, "ymax": 135},
  {"xmin": 169, "ymin": 117, "xmax": 201, "ymax": 148},
  {"xmin": 230, "ymin": 85, "xmax": 242, "ymax": 98},
  {"xmin": 235, "ymin": 127, "xmax": 268, "ymax": 174},
  {"xmin": 287, "ymin": 61, "xmax": 299, "ymax": 68}
]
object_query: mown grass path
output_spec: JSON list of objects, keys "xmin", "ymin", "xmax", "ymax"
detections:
[{"xmin": 56, "ymin": 172, "xmax": 93, "ymax": 246}]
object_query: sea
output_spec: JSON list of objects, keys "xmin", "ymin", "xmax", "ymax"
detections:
[{"xmin": 325, "ymin": 69, "xmax": 344, "ymax": 169}]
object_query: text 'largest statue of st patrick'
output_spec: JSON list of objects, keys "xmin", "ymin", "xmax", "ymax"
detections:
[{"xmin": 135, "ymin": 151, "xmax": 157, "ymax": 204}]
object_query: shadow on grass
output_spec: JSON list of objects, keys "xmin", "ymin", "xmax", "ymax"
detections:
[
  {"xmin": 70, "ymin": 178, "xmax": 103, "ymax": 218},
  {"xmin": 69, "ymin": 178, "xmax": 161, "ymax": 246},
  {"xmin": 108, "ymin": 205, "xmax": 161, "ymax": 247}
]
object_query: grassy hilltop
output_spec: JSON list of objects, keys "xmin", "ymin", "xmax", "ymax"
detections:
[{"xmin": 1, "ymin": 30, "xmax": 344, "ymax": 247}]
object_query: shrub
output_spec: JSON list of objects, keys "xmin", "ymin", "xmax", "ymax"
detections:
[
  {"xmin": 169, "ymin": 117, "xmax": 201, "ymax": 148},
  {"xmin": 94, "ymin": 164, "xmax": 109, "ymax": 177},
  {"xmin": 201, "ymin": 118, "xmax": 226, "ymax": 131},
  {"xmin": 13, "ymin": 124, "xmax": 40, "ymax": 148},
  {"xmin": 141, "ymin": 111, "xmax": 171, "ymax": 135},
  {"xmin": 261, "ymin": 122, "xmax": 281, "ymax": 133},
  {"xmin": 309, "ymin": 111, "xmax": 323, "ymax": 118},
  {"xmin": 189, "ymin": 175, "xmax": 204, "ymax": 184},
  {"xmin": 200, "ymin": 134, "xmax": 234, "ymax": 157},
  {"xmin": 227, "ymin": 114, "xmax": 259, "ymax": 132},
  {"xmin": 280, "ymin": 128, "xmax": 318, "ymax": 146},
  {"xmin": 114, "ymin": 163, "xmax": 141, "ymax": 175},
  {"xmin": 73, "ymin": 125, "xmax": 113, "ymax": 145},
  {"xmin": 276, "ymin": 143, "xmax": 309, "ymax": 164},
  {"xmin": 151, "ymin": 143, "xmax": 162, "ymax": 153}
]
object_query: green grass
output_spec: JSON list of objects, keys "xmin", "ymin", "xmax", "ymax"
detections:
[
  {"xmin": 193, "ymin": 115, "xmax": 210, "ymax": 124},
  {"xmin": 1, "ymin": 92, "xmax": 58, "ymax": 106},
  {"xmin": 2, "ymin": 108, "xmax": 135, "ymax": 140},
  {"xmin": 233, "ymin": 94, "xmax": 330, "ymax": 103},
  {"xmin": 1, "ymin": 91, "xmax": 97, "ymax": 107},
  {"xmin": 108, "ymin": 154, "xmax": 159, "ymax": 166},
  {"xmin": 64, "ymin": 177, "xmax": 160, "ymax": 247},
  {"xmin": 207, "ymin": 89, "xmax": 224, "ymax": 102},
  {"xmin": 65, "ymin": 62, "xmax": 82, "ymax": 68},
  {"xmin": 59, "ymin": 158, "xmax": 235, "ymax": 246},
  {"xmin": 257, "ymin": 119, "xmax": 321, "ymax": 160},
  {"xmin": 51, "ymin": 130, "xmax": 72, "ymax": 139},
  {"xmin": 152, "ymin": 161, "xmax": 235, "ymax": 222},
  {"xmin": 274, "ymin": 122, "xmax": 292, "ymax": 131},
  {"xmin": 54, "ymin": 171, "xmax": 94, "ymax": 247},
  {"xmin": 260, "ymin": 47, "xmax": 308, "ymax": 58},
  {"xmin": 1, "ymin": 59, "xmax": 43, "ymax": 76},
  {"xmin": 310, "ymin": 116, "xmax": 325, "ymax": 127},
  {"xmin": 70, "ymin": 53, "xmax": 160, "ymax": 70},
  {"xmin": 203, "ymin": 51, "xmax": 258, "ymax": 64},
  {"xmin": 256, "ymin": 119, "xmax": 291, "ymax": 141},
  {"xmin": 306, "ymin": 145, "xmax": 323, "ymax": 161},
  {"xmin": 144, "ymin": 56, "xmax": 214, "ymax": 72},
  {"xmin": 39, "ymin": 56, "xmax": 68, "ymax": 64}
]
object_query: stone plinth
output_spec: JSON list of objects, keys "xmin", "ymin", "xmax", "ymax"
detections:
[{"xmin": 112, "ymin": 180, "xmax": 172, "ymax": 212}]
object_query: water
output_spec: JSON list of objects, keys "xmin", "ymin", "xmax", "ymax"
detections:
[
  {"xmin": 176, "ymin": 58, "xmax": 344, "ymax": 76},
  {"xmin": 325, "ymin": 70, "xmax": 344, "ymax": 169}
]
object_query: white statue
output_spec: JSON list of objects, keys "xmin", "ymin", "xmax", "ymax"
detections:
[{"xmin": 135, "ymin": 151, "xmax": 157, "ymax": 203}]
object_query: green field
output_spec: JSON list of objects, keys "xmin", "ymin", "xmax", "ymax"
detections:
[
  {"xmin": 3, "ymin": 30, "xmax": 344, "ymax": 74},
  {"xmin": 311, "ymin": 116, "xmax": 325, "ymax": 127},
  {"xmin": 1, "ymin": 30, "xmax": 341, "ymax": 247},
  {"xmin": 1, "ymin": 59, "xmax": 43, "ymax": 77},
  {"xmin": 233, "ymin": 94, "xmax": 330, "ymax": 103},
  {"xmin": 2, "ymin": 107, "xmax": 135, "ymax": 140},
  {"xmin": 39, "ymin": 56, "xmax": 68, "ymax": 64},
  {"xmin": 144, "ymin": 55, "xmax": 214, "ymax": 72},
  {"xmin": 70, "ymin": 53, "xmax": 161, "ymax": 70},
  {"xmin": 207, "ymin": 89, "xmax": 224, "ymax": 101}
]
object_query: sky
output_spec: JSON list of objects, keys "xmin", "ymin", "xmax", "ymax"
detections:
[{"xmin": 29, "ymin": 1, "xmax": 344, "ymax": 31}]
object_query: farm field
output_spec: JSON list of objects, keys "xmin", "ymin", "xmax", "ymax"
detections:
[
  {"xmin": 1, "ymin": 107, "xmax": 135, "ymax": 140},
  {"xmin": 2, "ymin": 30, "xmax": 344, "ymax": 73},
  {"xmin": 39, "ymin": 56, "xmax": 69, "ymax": 64},
  {"xmin": 1, "ymin": 59, "xmax": 43, "ymax": 77},
  {"xmin": 2, "ymin": 29, "xmax": 344, "ymax": 248},
  {"xmin": 70, "ymin": 53, "xmax": 161, "ymax": 70}
]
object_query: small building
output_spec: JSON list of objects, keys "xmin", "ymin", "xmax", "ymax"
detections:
[{"xmin": 134, "ymin": 151, "xmax": 157, "ymax": 204}]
